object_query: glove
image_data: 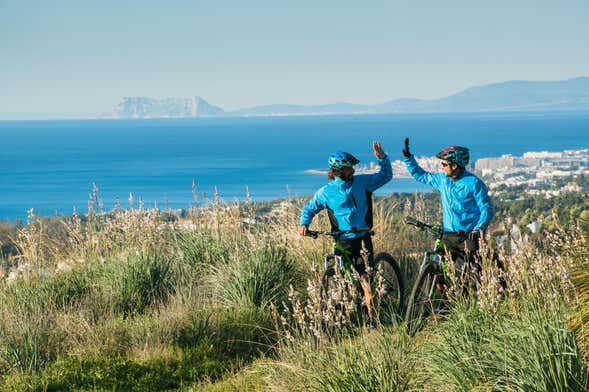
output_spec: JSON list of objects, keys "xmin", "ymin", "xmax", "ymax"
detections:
[{"xmin": 402, "ymin": 137, "xmax": 412, "ymax": 158}]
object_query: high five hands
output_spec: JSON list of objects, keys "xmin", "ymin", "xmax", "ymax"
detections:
[
  {"xmin": 373, "ymin": 141, "xmax": 386, "ymax": 159},
  {"xmin": 402, "ymin": 138, "xmax": 412, "ymax": 158}
]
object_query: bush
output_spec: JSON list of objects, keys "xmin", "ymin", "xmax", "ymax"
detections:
[
  {"xmin": 38, "ymin": 346, "xmax": 226, "ymax": 391},
  {"xmin": 569, "ymin": 219, "xmax": 589, "ymax": 359},
  {"xmin": 418, "ymin": 299, "xmax": 588, "ymax": 392},
  {"xmin": 263, "ymin": 326, "xmax": 416, "ymax": 392},
  {"xmin": 0, "ymin": 271, "xmax": 89, "ymax": 374},
  {"xmin": 174, "ymin": 229, "xmax": 231, "ymax": 287},
  {"xmin": 140, "ymin": 304, "xmax": 275, "ymax": 359},
  {"xmin": 97, "ymin": 250, "xmax": 176, "ymax": 317},
  {"xmin": 209, "ymin": 244, "xmax": 302, "ymax": 309}
]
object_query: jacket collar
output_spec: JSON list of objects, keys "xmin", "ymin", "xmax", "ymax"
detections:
[{"xmin": 331, "ymin": 177, "xmax": 351, "ymax": 187}]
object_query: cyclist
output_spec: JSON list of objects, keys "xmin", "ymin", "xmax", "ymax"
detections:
[
  {"xmin": 299, "ymin": 141, "xmax": 392, "ymax": 321},
  {"xmin": 401, "ymin": 138, "xmax": 492, "ymax": 278}
]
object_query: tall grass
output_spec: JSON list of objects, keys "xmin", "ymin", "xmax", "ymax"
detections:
[
  {"xmin": 97, "ymin": 249, "xmax": 176, "ymax": 317},
  {"xmin": 263, "ymin": 326, "xmax": 416, "ymax": 392},
  {"xmin": 209, "ymin": 243, "xmax": 302, "ymax": 309},
  {"xmin": 569, "ymin": 218, "xmax": 589, "ymax": 359},
  {"xmin": 417, "ymin": 298, "xmax": 588, "ymax": 391},
  {"xmin": 260, "ymin": 197, "xmax": 589, "ymax": 391},
  {"xmin": 0, "ymin": 293, "xmax": 58, "ymax": 374},
  {"xmin": 0, "ymin": 193, "xmax": 587, "ymax": 390},
  {"xmin": 0, "ymin": 200, "xmax": 288, "ymax": 389}
]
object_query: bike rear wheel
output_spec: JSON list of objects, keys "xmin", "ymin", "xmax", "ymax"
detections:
[
  {"xmin": 371, "ymin": 252, "xmax": 404, "ymax": 325},
  {"xmin": 405, "ymin": 263, "xmax": 441, "ymax": 335}
]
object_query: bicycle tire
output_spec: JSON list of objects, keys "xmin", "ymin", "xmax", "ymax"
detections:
[
  {"xmin": 372, "ymin": 252, "xmax": 405, "ymax": 324},
  {"xmin": 320, "ymin": 261, "xmax": 361, "ymax": 322},
  {"xmin": 320, "ymin": 264, "xmax": 336, "ymax": 301},
  {"xmin": 405, "ymin": 262, "xmax": 437, "ymax": 335}
]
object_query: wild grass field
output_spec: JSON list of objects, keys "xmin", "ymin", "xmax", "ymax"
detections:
[{"xmin": 0, "ymin": 191, "xmax": 587, "ymax": 391}]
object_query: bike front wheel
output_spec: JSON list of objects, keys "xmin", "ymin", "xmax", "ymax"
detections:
[
  {"xmin": 405, "ymin": 262, "xmax": 440, "ymax": 335},
  {"xmin": 371, "ymin": 252, "xmax": 405, "ymax": 325}
]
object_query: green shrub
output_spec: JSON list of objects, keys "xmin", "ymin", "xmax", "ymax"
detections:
[
  {"xmin": 0, "ymin": 309, "xmax": 60, "ymax": 374},
  {"xmin": 173, "ymin": 230, "xmax": 230, "ymax": 291},
  {"xmin": 2, "ymin": 267, "xmax": 91, "ymax": 312},
  {"xmin": 198, "ymin": 368, "xmax": 268, "ymax": 392},
  {"xmin": 569, "ymin": 219, "xmax": 589, "ymax": 359},
  {"xmin": 419, "ymin": 299, "xmax": 588, "ymax": 392},
  {"xmin": 152, "ymin": 304, "xmax": 276, "ymax": 358},
  {"xmin": 45, "ymin": 269, "xmax": 92, "ymax": 309},
  {"xmin": 211, "ymin": 305, "xmax": 276, "ymax": 359},
  {"xmin": 0, "ymin": 274, "xmax": 83, "ymax": 374},
  {"xmin": 177, "ymin": 229, "xmax": 230, "ymax": 271},
  {"xmin": 97, "ymin": 250, "xmax": 176, "ymax": 317},
  {"xmin": 37, "ymin": 346, "xmax": 226, "ymax": 391},
  {"xmin": 263, "ymin": 326, "xmax": 416, "ymax": 392},
  {"xmin": 209, "ymin": 244, "xmax": 302, "ymax": 309}
]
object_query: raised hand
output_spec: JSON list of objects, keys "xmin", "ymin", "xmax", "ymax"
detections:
[
  {"xmin": 372, "ymin": 141, "xmax": 386, "ymax": 159},
  {"xmin": 402, "ymin": 137, "xmax": 412, "ymax": 158}
]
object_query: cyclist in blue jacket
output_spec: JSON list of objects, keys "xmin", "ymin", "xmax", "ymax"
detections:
[
  {"xmin": 402, "ymin": 138, "xmax": 492, "ymax": 262},
  {"xmin": 299, "ymin": 141, "xmax": 392, "ymax": 275}
]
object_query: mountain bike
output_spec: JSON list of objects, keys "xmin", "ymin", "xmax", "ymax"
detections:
[
  {"xmin": 403, "ymin": 216, "xmax": 479, "ymax": 335},
  {"xmin": 306, "ymin": 228, "xmax": 404, "ymax": 325}
]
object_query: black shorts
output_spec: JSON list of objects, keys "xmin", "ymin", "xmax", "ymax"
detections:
[
  {"xmin": 442, "ymin": 232, "xmax": 480, "ymax": 280},
  {"xmin": 442, "ymin": 232, "xmax": 479, "ymax": 256},
  {"xmin": 334, "ymin": 234, "xmax": 374, "ymax": 275}
]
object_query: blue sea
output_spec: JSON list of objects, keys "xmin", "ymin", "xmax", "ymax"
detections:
[{"xmin": 1, "ymin": 112, "xmax": 588, "ymax": 221}]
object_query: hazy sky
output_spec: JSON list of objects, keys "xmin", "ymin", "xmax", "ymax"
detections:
[{"xmin": 1, "ymin": 0, "xmax": 588, "ymax": 116}]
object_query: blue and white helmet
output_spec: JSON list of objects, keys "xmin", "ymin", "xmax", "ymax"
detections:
[{"xmin": 328, "ymin": 151, "xmax": 360, "ymax": 169}]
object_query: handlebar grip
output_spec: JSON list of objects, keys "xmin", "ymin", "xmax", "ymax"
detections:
[
  {"xmin": 306, "ymin": 230, "xmax": 319, "ymax": 239},
  {"xmin": 403, "ymin": 216, "xmax": 423, "ymax": 227}
]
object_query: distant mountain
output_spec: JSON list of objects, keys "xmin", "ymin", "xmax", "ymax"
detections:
[
  {"xmin": 232, "ymin": 77, "xmax": 589, "ymax": 116},
  {"xmin": 375, "ymin": 77, "xmax": 589, "ymax": 113},
  {"xmin": 106, "ymin": 96, "xmax": 224, "ymax": 118},
  {"xmin": 99, "ymin": 77, "xmax": 589, "ymax": 119},
  {"xmin": 230, "ymin": 102, "xmax": 373, "ymax": 116}
]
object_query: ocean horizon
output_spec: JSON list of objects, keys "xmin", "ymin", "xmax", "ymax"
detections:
[{"xmin": 1, "ymin": 111, "xmax": 587, "ymax": 222}]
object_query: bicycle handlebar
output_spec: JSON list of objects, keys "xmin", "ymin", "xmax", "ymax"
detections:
[
  {"xmin": 403, "ymin": 216, "xmax": 443, "ymax": 237},
  {"xmin": 306, "ymin": 227, "xmax": 374, "ymax": 239}
]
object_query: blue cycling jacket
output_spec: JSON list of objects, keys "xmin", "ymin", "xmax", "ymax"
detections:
[
  {"xmin": 403, "ymin": 155, "xmax": 492, "ymax": 232},
  {"xmin": 300, "ymin": 156, "xmax": 392, "ymax": 239}
]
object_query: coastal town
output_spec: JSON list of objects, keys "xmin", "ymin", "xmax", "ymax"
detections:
[
  {"xmin": 348, "ymin": 148, "xmax": 589, "ymax": 198},
  {"xmin": 473, "ymin": 149, "xmax": 589, "ymax": 196}
]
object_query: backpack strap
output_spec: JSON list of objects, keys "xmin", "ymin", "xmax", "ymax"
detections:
[{"xmin": 365, "ymin": 190, "xmax": 373, "ymax": 229}]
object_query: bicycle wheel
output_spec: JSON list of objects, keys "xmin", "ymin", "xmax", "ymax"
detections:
[
  {"xmin": 371, "ymin": 252, "xmax": 405, "ymax": 325},
  {"xmin": 405, "ymin": 262, "xmax": 437, "ymax": 335},
  {"xmin": 320, "ymin": 256, "xmax": 355, "ymax": 307},
  {"xmin": 320, "ymin": 257, "xmax": 362, "ymax": 324},
  {"xmin": 320, "ymin": 256, "xmax": 337, "ymax": 302}
]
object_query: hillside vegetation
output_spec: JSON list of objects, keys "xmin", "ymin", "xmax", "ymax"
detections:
[{"xmin": 0, "ymin": 192, "xmax": 587, "ymax": 391}]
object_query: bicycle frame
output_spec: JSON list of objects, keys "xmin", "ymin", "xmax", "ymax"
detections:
[
  {"xmin": 307, "ymin": 228, "xmax": 374, "ymax": 277},
  {"xmin": 405, "ymin": 216, "xmax": 448, "ymax": 276},
  {"xmin": 404, "ymin": 215, "xmax": 479, "ymax": 334},
  {"xmin": 306, "ymin": 227, "xmax": 404, "ymax": 325}
]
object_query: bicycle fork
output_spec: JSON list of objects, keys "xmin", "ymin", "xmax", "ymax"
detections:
[{"xmin": 421, "ymin": 252, "xmax": 446, "ymax": 307}]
